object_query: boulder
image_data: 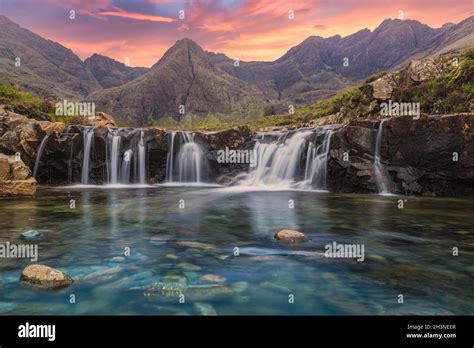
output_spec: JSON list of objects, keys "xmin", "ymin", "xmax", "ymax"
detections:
[
  {"xmin": 274, "ymin": 229, "xmax": 309, "ymax": 243},
  {"xmin": 0, "ymin": 153, "xmax": 36, "ymax": 196},
  {"xmin": 20, "ymin": 264, "xmax": 73, "ymax": 290}
]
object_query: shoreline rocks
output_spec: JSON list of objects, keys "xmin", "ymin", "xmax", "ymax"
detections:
[
  {"xmin": 20, "ymin": 264, "xmax": 73, "ymax": 290},
  {"xmin": 0, "ymin": 153, "xmax": 36, "ymax": 196}
]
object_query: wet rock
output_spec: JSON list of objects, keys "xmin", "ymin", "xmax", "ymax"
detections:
[
  {"xmin": 20, "ymin": 264, "xmax": 73, "ymax": 290},
  {"xmin": 20, "ymin": 230, "xmax": 41, "ymax": 240},
  {"xmin": 110, "ymin": 256, "xmax": 126, "ymax": 263},
  {"xmin": 82, "ymin": 267, "xmax": 123, "ymax": 282},
  {"xmin": 230, "ymin": 281, "xmax": 249, "ymax": 293},
  {"xmin": 142, "ymin": 282, "xmax": 232, "ymax": 300},
  {"xmin": 200, "ymin": 274, "xmax": 226, "ymax": 283},
  {"xmin": 165, "ymin": 254, "xmax": 179, "ymax": 260},
  {"xmin": 177, "ymin": 262, "xmax": 201, "ymax": 271},
  {"xmin": 274, "ymin": 229, "xmax": 309, "ymax": 243},
  {"xmin": 194, "ymin": 302, "xmax": 217, "ymax": 316},
  {"xmin": 174, "ymin": 241, "xmax": 216, "ymax": 250},
  {"xmin": 163, "ymin": 275, "xmax": 187, "ymax": 285}
]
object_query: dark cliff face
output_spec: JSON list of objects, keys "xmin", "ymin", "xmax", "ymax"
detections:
[{"xmin": 327, "ymin": 115, "xmax": 474, "ymax": 196}]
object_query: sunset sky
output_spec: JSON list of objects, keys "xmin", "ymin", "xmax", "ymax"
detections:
[{"xmin": 0, "ymin": 0, "xmax": 472, "ymax": 67}]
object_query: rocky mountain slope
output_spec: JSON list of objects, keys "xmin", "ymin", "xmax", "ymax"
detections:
[
  {"xmin": 88, "ymin": 39, "xmax": 267, "ymax": 126},
  {"xmin": 84, "ymin": 54, "xmax": 149, "ymax": 89},
  {"xmin": 0, "ymin": 15, "xmax": 100, "ymax": 99},
  {"xmin": 210, "ymin": 17, "xmax": 474, "ymax": 106}
]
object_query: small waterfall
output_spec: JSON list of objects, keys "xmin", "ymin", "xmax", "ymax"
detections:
[
  {"xmin": 177, "ymin": 133, "xmax": 203, "ymax": 182},
  {"xmin": 120, "ymin": 149, "xmax": 133, "ymax": 184},
  {"xmin": 165, "ymin": 132, "xmax": 204, "ymax": 183},
  {"xmin": 373, "ymin": 119, "xmax": 390, "ymax": 194},
  {"xmin": 109, "ymin": 132, "xmax": 121, "ymax": 184},
  {"xmin": 303, "ymin": 128, "xmax": 333, "ymax": 189},
  {"xmin": 138, "ymin": 131, "xmax": 146, "ymax": 184},
  {"xmin": 33, "ymin": 134, "xmax": 50, "ymax": 177},
  {"xmin": 240, "ymin": 130, "xmax": 313, "ymax": 187},
  {"xmin": 81, "ymin": 127, "xmax": 94, "ymax": 184},
  {"xmin": 166, "ymin": 132, "xmax": 176, "ymax": 182}
]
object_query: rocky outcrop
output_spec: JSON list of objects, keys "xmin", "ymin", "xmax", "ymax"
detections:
[
  {"xmin": 0, "ymin": 153, "xmax": 36, "ymax": 196},
  {"xmin": 327, "ymin": 114, "xmax": 474, "ymax": 196},
  {"xmin": 20, "ymin": 264, "xmax": 73, "ymax": 290}
]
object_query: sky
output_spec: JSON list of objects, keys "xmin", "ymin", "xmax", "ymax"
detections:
[{"xmin": 0, "ymin": 0, "xmax": 472, "ymax": 67}]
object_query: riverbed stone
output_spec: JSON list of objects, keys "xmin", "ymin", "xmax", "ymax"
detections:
[
  {"xmin": 20, "ymin": 230, "xmax": 41, "ymax": 240},
  {"xmin": 274, "ymin": 229, "xmax": 309, "ymax": 243},
  {"xmin": 194, "ymin": 302, "xmax": 217, "ymax": 316},
  {"xmin": 20, "ymin": 264, "xmax": 73, "ymax": 290},
  {"xmin": 200, "ymin": 274, "xmax": 226, "ymax": 283}
]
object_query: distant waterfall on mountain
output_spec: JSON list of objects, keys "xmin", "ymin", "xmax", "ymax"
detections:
[
  {"xmin": 166, "ymin": 132, "xmax": 205, "ymax": 183},
  {"xmin": 373, "ymin": 119, "xmax": 390, "ymax": 194},
  {"xmin": 137, "ymin": 131, "xmax": 146, "ymax": 184},
  {"xmin": 81, "ymin": 127, "xmax": 94, "ymax": 184},
  {"xmin": 238, "ymin": 127, "xmax": 334, "ymax": 189},
  {"xmin": 33, "ymin": 134, "xmax": 50, "ymax": 178}
]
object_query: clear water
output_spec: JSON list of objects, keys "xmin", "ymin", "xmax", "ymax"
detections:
[{"xmin": 0, "ymin": 186, "xmax": 473, "ymax": 315}]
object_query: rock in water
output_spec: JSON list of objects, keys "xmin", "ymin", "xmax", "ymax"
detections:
[
  {"xmin": 20, "ymin": 264, "xmax": 73, "ymax": 290},
  {"xmin": 274, "ymin": 229, "xmax": 309, "ymax": 243},
  {"xmin": 20, "ymin": 230, "xmax": 41, "ymax": 240},
  {"xmin": 194, "ymin": 302, "xmax": 217, "ymax": 316}
]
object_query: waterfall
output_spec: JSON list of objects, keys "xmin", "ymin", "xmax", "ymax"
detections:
[
  {"xmin": 81, "ymin": 127, "xmax": 94, "ymax": 184},
  {"xmin": 303, "ymin": 128, "xmax": 333, "ymax": 189},
  {"xmin": 240, "ymin": 130, "xmax": 313, "ymax": 187},
  {"xmin": 120, "ymin": 149, "xmax": 133, "ymax": 184},
  {"xmin": 138, "ymin": 131, "xmax": 146, "ymax": 184},
  {"xmin": 177, "ymin": 133, "xmax": 203, "ymax": 182},
  {"xmin": 109, "ymin": 132, "xmax": 121, "ymax": 184},
  {"xmin": 166, "ymin": 132, "xmax": 204, "ymax": 183},
  {"xmin": 373, "ymin": 119, "xmax": 390, "ymax": 194},
  {"xmin": 166, "ymin": 132, "xmax": 176, "ymax": 182},
  {"xmin": 33, "ymin": 134, "xmax": 50, "ymax": 177}
]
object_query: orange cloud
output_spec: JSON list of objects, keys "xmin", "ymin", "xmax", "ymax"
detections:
[{"xmin": 97, "ymin": 11, "xmax": 176, "ymax": 23}]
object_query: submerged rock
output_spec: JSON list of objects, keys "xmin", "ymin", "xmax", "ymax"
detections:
[
  {"xmin": 20, "ymin": 230, "xmax": 41, "ymax": 240},
  {"xmin": 141, "ymin": 282, "xmax": 232, "ymax": 300},
  {"xmin": 200, "ymin": 274, "xmax": 226, "ymax": 283},
  {"xmin": 20, "ymin": 264, "xmax": 73, "ymax": 290},
  {"xmin": 194, "ymin": 302, "xmax": 217, "ymax": 316},
  {"xmin": 274, "ymin": 229, "xmax": 309, "ymax": 243}
]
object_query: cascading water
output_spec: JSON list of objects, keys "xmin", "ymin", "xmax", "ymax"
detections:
[
  {"xmin": 238, "ymin": 127, "xmax": 335, "ymax": 189},
  {"xmin": 239, "ymin": 130, "xmax": 313, "ymax": 187},
  {"xmin": 166, "ymin": 132, "xmax": 205, "ymax": 183},
  {"xmin": 81, "ymin": 127, "xmax": 95, "ymax": 184},
  {"xmin": 137, "ymin": 131, "xmax": 146, "ymax": 184},
  {"xmin": 120, "ymin": 149, "xmax": 133, "ymax": 184},
  {"xmin": 33, "ymin": 134, "xmax": 50, "ymax": 177},
  {"xmin": 109, "ymin": 132, "xmax": 121, "ymax": 184},
  {"xmin": 166, "ymin": 132, "xmax": 176, "ymax": 182},
  {"xmin": 373, "ymin": 119, "xmax": 390, "ymax": 194},
  {"xmin": 303, "ymin": 128, "xmax": 333, "ymax": 189}
]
